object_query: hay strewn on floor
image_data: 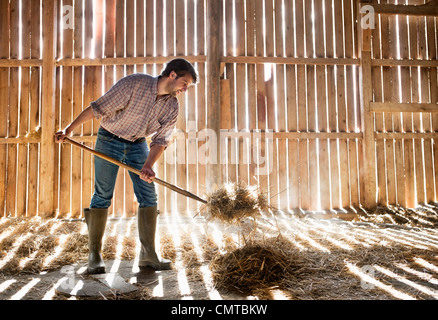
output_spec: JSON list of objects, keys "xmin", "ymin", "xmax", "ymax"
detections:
[
  {"xmin": 1, "ymin": 202, "xmax": 438, "ymax": 300},
  {"xmin": 0, "ymin": 218, "xmax": 135, "ymax": 275},
  {"xmin": 354, "ymin": 203, "xmax": 438, "ymax": 228},
  {"xmin": 200, "ymin": 182, "xmax": 270, "ymax": 222}
]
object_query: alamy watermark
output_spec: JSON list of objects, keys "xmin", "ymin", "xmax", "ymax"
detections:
[
  {"xmin": 165, "ymin": 124, "xmax": 274, "ymax": 175},
  {"xmin": 59, "ymin": 265, "xmax": 76, "ymax": 290},
  {"xmin": 360, "ymin": 265, "xmax": 376, "ymax": 290},
  {"xmin": 360, "ymin": 5, "xmax": 376, "ymax": 30},
  {"xmin": 61, "ymin": 5, "xmax": 74, "ymax": 30}
]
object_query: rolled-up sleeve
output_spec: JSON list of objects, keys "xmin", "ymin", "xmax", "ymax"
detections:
[
  {"xmin": 91, "ymin": 76, "xmax": 133, "ymax": 119},
  {"xmin": 150, "ymin": 109, "xmax": 179, "ymax": 149}
]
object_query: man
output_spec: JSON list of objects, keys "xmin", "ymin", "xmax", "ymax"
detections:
[{"xmin": 55, "ymin": 59, "xmax": 198, "ymax": 274}]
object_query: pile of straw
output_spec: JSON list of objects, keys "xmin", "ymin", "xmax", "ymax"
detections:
[
  {"xmin": 201, "ymin": 182, "xmax": 270, "ymax": 222},
  {"xmin": 210, "ymin": 237, "xmax": 300, "ymax": 295},
  {"xmin": 209, "ymin": 234, "xmax": 438, "ymax": 299}
]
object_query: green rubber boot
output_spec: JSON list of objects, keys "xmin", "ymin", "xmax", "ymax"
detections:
[
  {"xmin": 137, "ymin": 206, "xmax": 172, "ymax": 270},
  {"xmin": 84, "ymin": 208, "xmax": 108, "ymax": 274}
]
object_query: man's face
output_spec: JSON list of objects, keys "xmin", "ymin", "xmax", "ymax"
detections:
[{"xmin": 168, "ymin": 71, "xmax": 194, "ymax": 97}]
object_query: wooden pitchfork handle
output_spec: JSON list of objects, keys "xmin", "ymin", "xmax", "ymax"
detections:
[{"xmin": 64, "ymin": 137, "xmax": 208, "ymax": 205}]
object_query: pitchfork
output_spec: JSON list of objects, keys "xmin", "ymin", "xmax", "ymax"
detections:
[{"xmin": 64, "ymin": 137, "xmax": 208, "ymax": 205}]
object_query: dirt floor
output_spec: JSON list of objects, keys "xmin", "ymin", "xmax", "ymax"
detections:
[{"xmin": 1, "ymin": 203, "xmax": 438, "ymax": 300}]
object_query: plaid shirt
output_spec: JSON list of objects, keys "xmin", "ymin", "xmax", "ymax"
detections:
[{"xmin": 91, "ymin": 73, "xmax": 179, "ymax": 148}]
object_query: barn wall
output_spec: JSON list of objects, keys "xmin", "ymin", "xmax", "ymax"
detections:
[{"xmin": 0, "ymin": 0, "xmax": 437, "ymax": 217}]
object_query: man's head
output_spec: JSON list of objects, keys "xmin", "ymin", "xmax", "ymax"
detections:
[
  {"xmin": 160, "ymin": 59, "xmax": 198, "ymax": 97},
  {"xmin": 161, "ymin": 58, "xmax": 198, "ymax": 84}
]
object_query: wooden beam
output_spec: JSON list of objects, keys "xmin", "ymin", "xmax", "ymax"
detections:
[
  {"xmin": 371, "ymin": 102, "xmax": 438, "ymax": 113},
  {"xmin": 206, "ymin": 0, "xmax": 222, "ymax": 191},
  {"xmin": 0, "ymin": 131, "xmax": 364, "ymax": 145},
  {"xmin": 376, "ymin": 132, "xmax": 438, "ymax": 140},
  {"xmin": 56, "ymin": 55, "xmax": 206, "ymax": 66},
  {"xmin": 274, "ymin": 132, "xmax": 363, "ymax": 140},
  {"xmin": 221, "ymin": 56, "xmax": 359, "ymax": 66},
  {"xmin": 55, "ymin": 55, "xmax": 359, "ymax": 67},
  {"xmin": 0, "ymin": 59, "xmax": 43, "ymax": 67},
  {"xmin": 0, "ymin": 137, "xmax": 40, "ymax": 144},
  {"xmin": 39, "ymin": 0, "xmax": 57, "ymax": 217},
  {"xmin": 17, "ymin": 56, "xmax": 438, "ymax": 70},
  {"xmin": 372, "ymin": 59, "xmax": 438, "ymax": 67},
  {"xmin": 362, "ymin": 2, "xmax": 438, "ymax": 17}
]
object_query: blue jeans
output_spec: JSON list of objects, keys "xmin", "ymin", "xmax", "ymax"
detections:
[{"xmin": 90, "ymin": 127, "xmax": 157, "ymax": 209}]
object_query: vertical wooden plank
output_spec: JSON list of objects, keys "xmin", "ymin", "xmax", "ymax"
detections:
[
  {"xmin": 344, "ymin": 0, "xmax": 359, "ymax": 208},
  {"xmin": 372, "ymin": 8, "xmax": 387, "ymax": 206},
  {"xmin": 196, "ymin": 0, "xmax": 206, "ymax": 204},
  {"xmin": 73, "ymin": 1, "xmax": 87, "ymax": 216},
  {"xmin": 405, "ymin": 8, "xmax": 420, "ymax": 208},
  {"xmin": 111, "ymin": 0, "xmax": 124, "ymax": 217},
  {"xmin": 152, "ymin": 0, "xmax": 165, "ymax": 214},
  {"xmin": 264, "ymin": 0, "xmax": 278, "ymax": 209},
  {"xmin": 27, "ymin": 0, "xmax": 41, "ymax": 217},
  {"xmin": 136, "ymin": 0, "xmax": 145, "ymax": 72},
  {"xmin": 358, "ymin": 3, "xmax": 376, "ymax": 209},
  {"xmin": 164, "ymin": 0, "xmax": 175, "ymax": 213},
  {"xmin": 235, "ymin": 0, "xmax": 249, "ymax": 187},
  {"xmin": 285, "ymin": 0, "xmax": 298, "ymax": 211},
  {"xmin": 187, "ymin": 0, "xmax": 198, "ymax": 213},
  {"xmin": 175, "ymin": 0, "xmax": 187, "ymax": 214},
  {"xmin": 246, "ymin": 0, "xmax": 258, "ymax": 187},
  {"xmin": 166, "ymin": 0, "xmax": 174, "ymax": 56},
  {"xmin": 265, "ymin": 73, "xmax": 278, "ymax": 209},
  {"xmin": 59, "ymin": 0, "xmax": 74, "ymax": 218},
  {"xmin": 124, "ymin": 0, "xmax": 136, "ymax": 217},
  {"xmin": 6, "ymin": 0, "xmax": 19, "ymax": 217},
  {"xmin": 419, "ymin": 13, "xmax": 434, "ymax": 204},
  {"xmin": 93, "ymin": 0, "xmax": 104, "ymax": 140},
  {"xmin": 17, "ymin": 0, "xmax": 31, "ymax": 217},
  {"xmin": 255, "ymin": 0, "xmax": 266, "ymax": 194},
  {"xmin": 82, "ymin": 0, "xmax": 94, "ymax": 214},
  {"xmin": 397, "ymin": 12, "xmax": 410, "ymax": 208},
  {"xmin": 315, "ymin": 0, "xmax": 330, "ymax": 211},
  {"xmin": 221, "ymin": 78, "xmax": 232, "ymax": 181},
  {"xmin": 40, "ymin": 0, "xmax": 58, "ymax": 216},
  {"xmin": 155, "ymin": 1, "xmax": 166, "ymax": 214},
  {"xmin": 206, "ymin": 0, "xmax": 222, "ymax": 191},
  {"xmin": 0, "ymin": 0, "xmax": 9, "ymax": 217},
  {"xmin": 334, "ymin": 0, "xmax": 346, "ymax": 209},
  {"xmin": 327, "ymin": 0, "xmax": 340, "ymax": 209},
  {"xmin": 274, "ymin": 0, "xmax": 288, "ymax": 210},
  {"xmin": 351, "ymin": 0, "xmax": 362, "ymax": 207},
  {"xmin": 71, "ymin": 0, "xmax": 84, "ymax": 218},
  {"xmin": 335, "ymin": 0, "xmax": 349, "ymax": 209},
  {"xmin": 304, "ymin": 0, "xmax": 318, "ymax": 212},
  {"xmin": 428, "ymin": 13, "xmax": 438, "ymax": 202},
  {"xmin": 410, "ymin": 15, "xmax": 424, "ymax": 206},
  {"xmin": 387, "ymin": 0, "xmax": 403, "ymax": 207},
  {"xmin": 296, "ymin": 0, "xmax": 309, "ymax": 210},
  {"xmin": 81, "ymin": 1, "xmax": 93, "ymax": 212},
  {"xmin": 225, "ymin": 0, "xmax": 236, "ymax": 185},
  {"xmin": 53, "ymin": 1, "xmax": 61, "ymax": 215}
]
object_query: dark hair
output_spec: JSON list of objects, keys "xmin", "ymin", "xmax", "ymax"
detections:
[{"xmin": 161, "ymin": 58, "xmax": 198, "ymax": 84}]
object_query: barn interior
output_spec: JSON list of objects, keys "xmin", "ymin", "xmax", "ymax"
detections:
[{"xmin": 0, "ymin": 0, "xmax": 438, "ymax": 301}]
